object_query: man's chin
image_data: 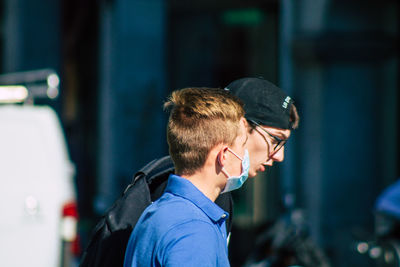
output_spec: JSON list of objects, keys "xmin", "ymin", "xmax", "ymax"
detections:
[
  {"xmin": 248, "ymin": 173, "xmax": 256, "ymax": 178},
  {"xmin": 249, "ymin": 169, "xmax": 261, "ymax": 178},
  {"xmin": 250, "ymin": 166, "xmax": 270, "ymax": 177}
]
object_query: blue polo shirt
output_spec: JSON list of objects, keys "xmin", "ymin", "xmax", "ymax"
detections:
[{"xmin": 124, "ymin": 174, "xmax": 230, "ymax": 267}]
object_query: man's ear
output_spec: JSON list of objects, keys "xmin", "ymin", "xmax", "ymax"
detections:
[
  {"xmin": 217, "ymin": 146, "xmax": 229, "ymax": 167},
  {"xmin": 241, "ymin": 117, "xmax": 248, "ymax": 127},
  {"xmin": 242, "ymin": 117, "xmax": 251, "ymax": 133}
]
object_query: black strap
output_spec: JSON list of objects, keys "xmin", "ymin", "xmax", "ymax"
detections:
[{"xmin": 134, "ymin": 156, "xmax": 174, "ymax": 183}]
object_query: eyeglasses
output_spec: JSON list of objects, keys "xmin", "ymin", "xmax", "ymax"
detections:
[{"xmin": 248, "ymin": 119, "xmax": 287, "ymax": 154}]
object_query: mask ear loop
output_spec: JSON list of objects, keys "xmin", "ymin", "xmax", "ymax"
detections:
[
  {"xmin": 223, "ymin": 148, "xmax": 244, "ymax": 175},
  {"xmin": 221, "ymin": 167, "xmax": 230, "ymax": 178},
  {"xmin": 226, "ymin": 148, "xmax": 243, "ymax": 161}
]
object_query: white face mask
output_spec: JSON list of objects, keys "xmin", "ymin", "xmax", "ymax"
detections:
[{"xmin": 221, "ymin": 149, "xmax": 250, "ymax": 194}]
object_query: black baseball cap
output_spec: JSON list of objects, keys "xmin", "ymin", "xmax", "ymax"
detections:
[{"xmin": 225, "ymin": 77, "xmax": 294, "ymax": 129}]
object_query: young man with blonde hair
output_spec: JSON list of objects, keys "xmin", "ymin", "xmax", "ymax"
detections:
[
  {"xmin": 124, "ymin": 87, "xmax": 249, "ymax": 267},
  {"xmin": 79, "ymin": 77, "xmax": 300, "ymax": 267}
]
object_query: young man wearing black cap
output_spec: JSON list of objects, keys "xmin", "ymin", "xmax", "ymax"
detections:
[{"xmin": 224, "ymin": 77, "xmax": 299, "ymax": 178}]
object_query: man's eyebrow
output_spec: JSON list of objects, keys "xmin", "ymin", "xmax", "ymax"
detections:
[
  {"xmin": 270, "ymin": 132, "xmax": 289, "ymax": 141},
  {"xmin": 277, "ymin": 133, "xmax": 289, "ymax": 140},
  {"xmin": 278, "ymin": 133, "xmax": 290, "ymax": 140},
  {"xmin": 263, "ymin": 127, "xmax": 289, "ymax": 140}
]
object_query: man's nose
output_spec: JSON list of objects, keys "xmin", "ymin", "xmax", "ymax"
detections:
[
  {"xmin": 272, "ymin": 148, "xmax": 285, "ymax": 162},
  {"xmin": 266, "ymin": 148, "xmax": 285, "ymax": 165}
]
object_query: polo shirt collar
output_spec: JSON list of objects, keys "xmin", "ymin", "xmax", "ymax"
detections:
[{"xmin": 165, "ymin": 174, "xmax": 229, "ymax": 224}]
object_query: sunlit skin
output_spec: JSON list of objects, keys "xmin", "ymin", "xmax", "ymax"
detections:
[{"xmin": 245, "ymin": 123, "xmax": 291, "ymax": 178}]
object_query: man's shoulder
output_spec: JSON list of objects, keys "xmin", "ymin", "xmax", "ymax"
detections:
[
  {"xmin": 142, "ymin": 195, "xmax": 219, "ymax": 241},
  {"xmin": 132, "ymin": 194, "xmax": 216, "ymax": 248}
]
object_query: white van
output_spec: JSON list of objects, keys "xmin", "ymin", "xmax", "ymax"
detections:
[{"xmin": 0, "ymin": 82, "xmax": 78, "ymax": 266}]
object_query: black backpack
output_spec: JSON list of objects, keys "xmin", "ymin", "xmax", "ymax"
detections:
[{"xmin": 79, "ymin": 155, "xmax": 233, "ymax": 267}]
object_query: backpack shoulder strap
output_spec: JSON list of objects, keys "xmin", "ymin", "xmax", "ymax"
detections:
[
  {"xmin": 124, "ymin": 156, "xmax": 174, "ymax": 195},
  {"xmin": 135, "ymin": 155, "xmax": 174, "ymax": 182}
]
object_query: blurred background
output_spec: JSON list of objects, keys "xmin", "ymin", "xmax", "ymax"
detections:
[{"xmin": 0, "ymin": 0, "xmax": 398, "ymax": 266}]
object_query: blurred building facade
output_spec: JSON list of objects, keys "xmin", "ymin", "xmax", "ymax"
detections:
[{"xmin": 0, "ymin": 0, "xmax": 398, "ymax": 266}]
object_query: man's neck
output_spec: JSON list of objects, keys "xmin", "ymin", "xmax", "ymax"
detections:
[{"xmin": 180, "ymin": 169, "xmax": 224, "ymax": 202}]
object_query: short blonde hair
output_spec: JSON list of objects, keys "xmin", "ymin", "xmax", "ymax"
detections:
[{"xmin": 164, "ymin": 87, "xmax": 244, "ymax": 176}]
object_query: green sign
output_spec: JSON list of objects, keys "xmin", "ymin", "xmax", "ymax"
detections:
[{"xmin": 222, "ymin": 8, "xmax": 265, "ymax": 26}]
